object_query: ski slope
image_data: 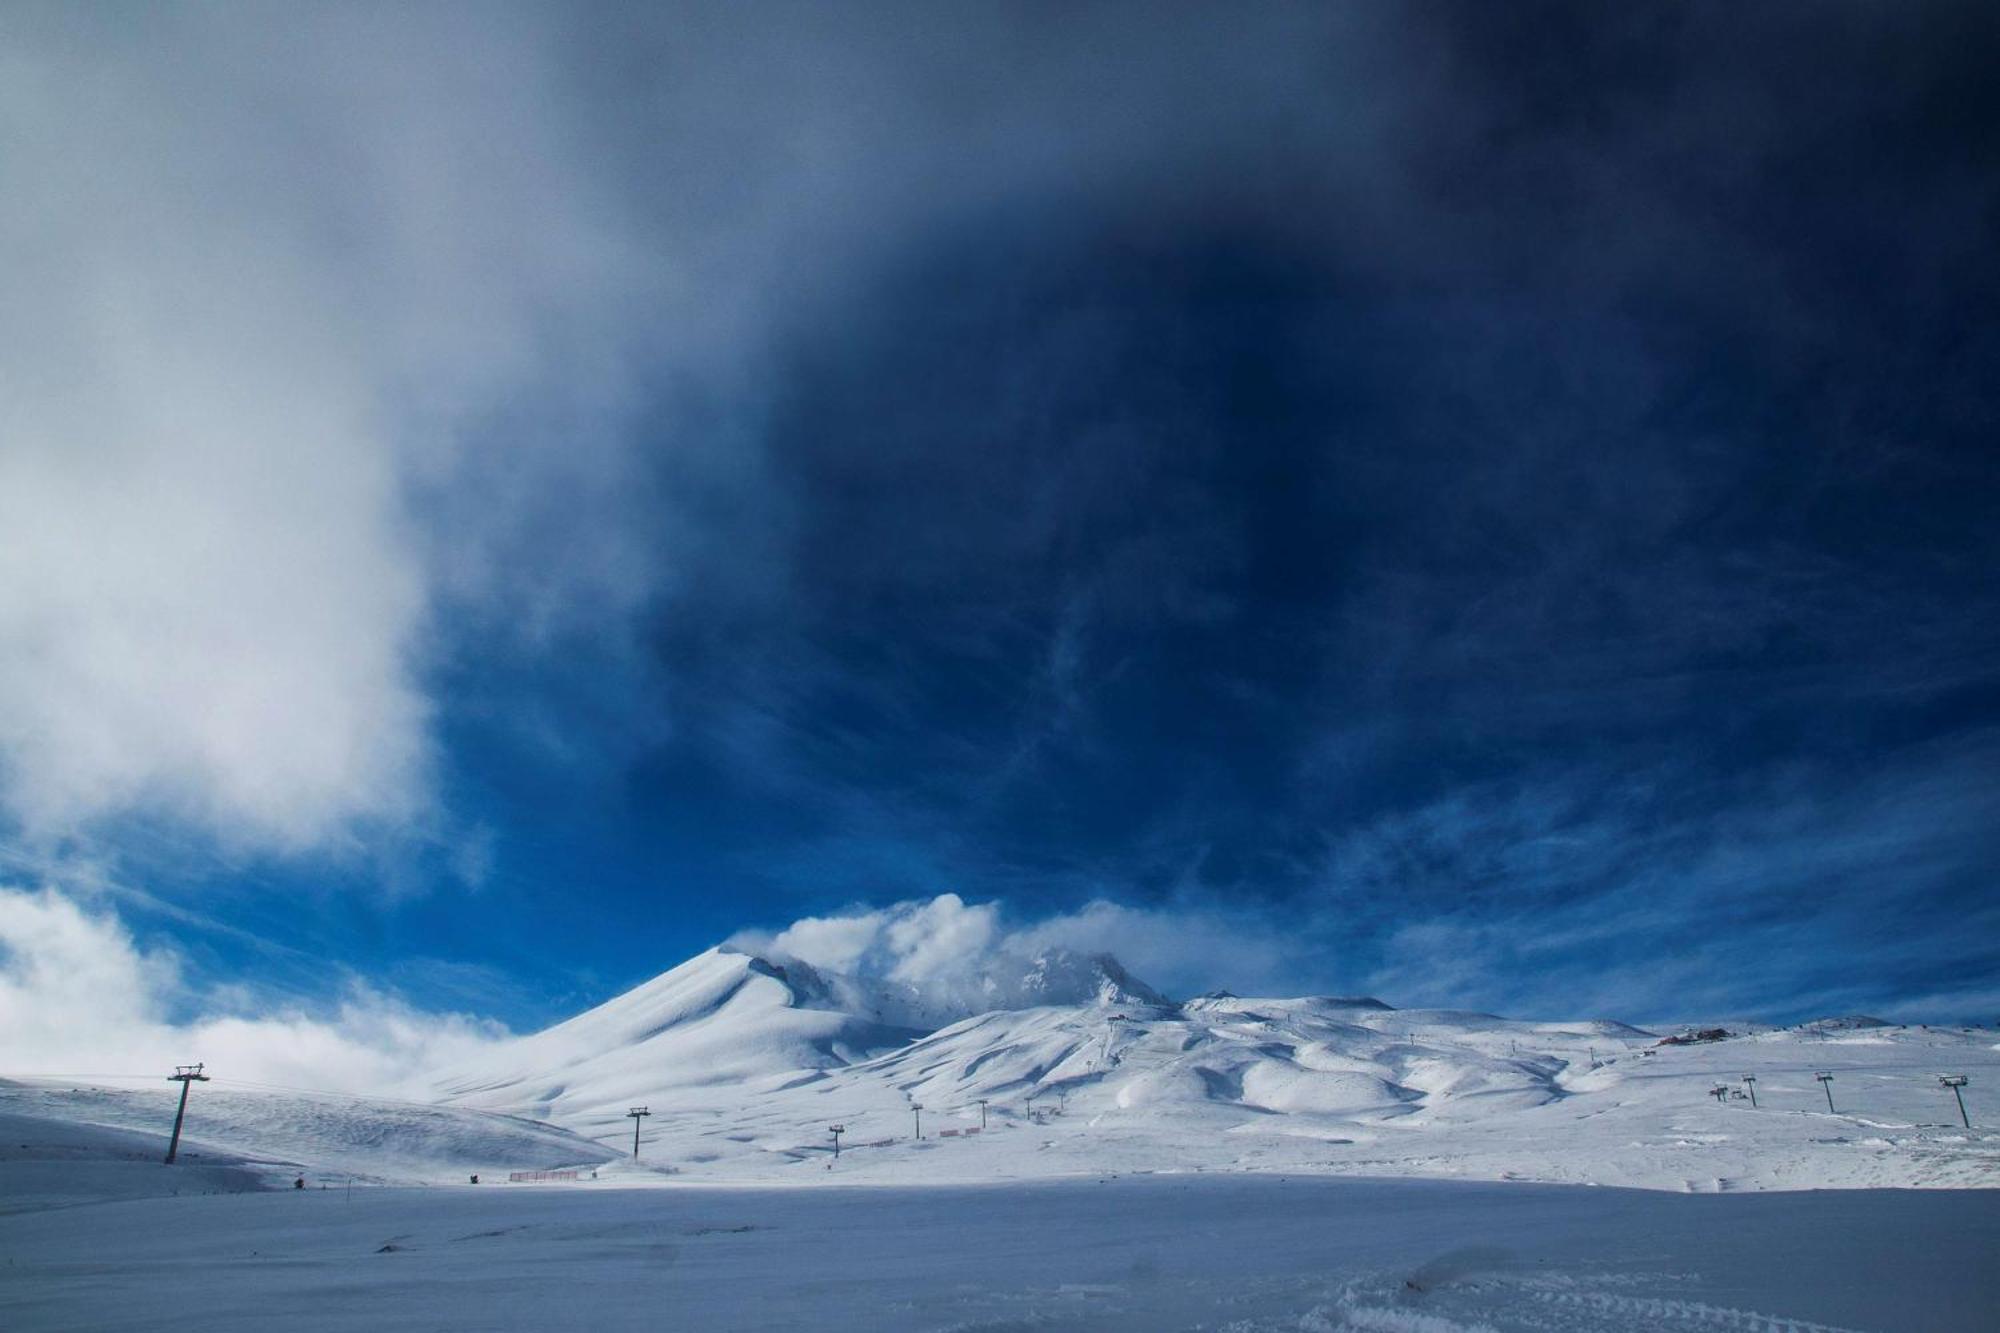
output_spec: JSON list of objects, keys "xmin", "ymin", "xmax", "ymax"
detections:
[
  {"xmin": 430, "ymin": 947, "xmax": 2000, "ymax": 1193},
  {"xmin": 432, "ymin": 945, "xmax": 1167, "ymax": 1143},
  {"xmin": 0, "ymin": 1078, "xmax": 617, "ymax": 1208},
  {"xmin": 9, "ymin": 944, "xmax": 1991, "ymax": 1196},
  {"xmin": 5, "ymin": 945, "xmax": 1998, "ymax": 1331}
]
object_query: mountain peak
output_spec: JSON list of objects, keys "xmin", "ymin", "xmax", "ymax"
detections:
[
  {"xmin": 1316, "ymin": 996, "xmax": 1394, "ymax": 1011},
  {"xmin": 1015, "ymin": 946, "xmax": 1171, "ymax": 1010},
  {"xmin": 728, "ymin": 941, "xmax": 1172, "ymax": 1025}
]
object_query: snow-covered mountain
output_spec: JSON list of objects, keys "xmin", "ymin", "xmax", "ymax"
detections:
[
  {"xmin": 431, "ymin": 941, "xmax": 1650, "ymax": 1167},
  {"xmin": 432, "ymin": 947, "xmax": 921, "ymax": 1126},
  {"xmin": 420, "ymin": 942, "xmax": 2000, "ymax": 1192},
  {"xmin": 989, "ymin": 945, "xmax": 1169, "ymax": 1011},
  {"xmin": 432, "ymin": 942, "xmax": 1165, "ymax": 1132}
]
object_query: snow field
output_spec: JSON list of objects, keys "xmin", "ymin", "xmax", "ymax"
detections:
[
  {"xmin": 2, "ymin": 1173, "xmax": 1994, "ymax": 1331},
  {"xmin": 6, "ymin": 945, "xmax": 1998, "ymax": 1331},
  {"xmin": 0, "ymin": 1079, "xmax": 616, "ymax": 1199}
]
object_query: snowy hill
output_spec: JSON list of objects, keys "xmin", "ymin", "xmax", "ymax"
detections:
[
  {"xmin": 431, "ymin": 943, "xmax": 1166, "ymax": 1141},
  {"xmin": 431, "ymin": 947, "xmax": 928, "ymax": 1131},
  {"xmin": 13, "ymin": 942, "xmax": 1995, "ymax": 1198},
  {"xmin": 6, "ymin": 978, "xmax": 1997, "ymax": 1331},
  {"xmin": 549, "ymin": 986, "xmax": 1652, "ymax": 1177},
  {"xmin": 0, "ymin": 1078, "xmax": 617, "ymax": 1206},
  {"xmin": 434, "ymin": 942, "xmax": 1656, "ymax": 1145},
  {"xmin": 428, "ymin": 945, "xmax": 1998, "ymax": 1191},
  {"xmin": 612, "ymin": 999, "xmax": 1996, "ymax": 1191}
]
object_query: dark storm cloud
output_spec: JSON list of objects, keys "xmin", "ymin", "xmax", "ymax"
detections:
[
  {"xmin": 7, "ymin": 3, "xmax": 1996, "ymax": 1020},
  {"xmin": 591, "ymin": 2, "xmax": 2000, "ymax": 1016}
]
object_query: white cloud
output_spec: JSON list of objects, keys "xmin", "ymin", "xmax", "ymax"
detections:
[
  {"xmin": 1011, "ymin": 898, "xmax": 1309, "ymax": 998},
  {"xmin": 881, "ymin": 894, "xmax": 1004, "ymax": 989},
  {"xmin": 0, "ymin": 7, "xmax": 651, "ymax": 852},
  {"xmin": 0, "ymin": 4, "xmax": 1405, "ymax": 860},
  {"xmin": 743, "ymin": 891, "xmax": 1309, "ymax": 1005},
  {"xmin": 0, "ymin": 885, "xmax": 1295, "ymax": 1094},
  {"xmin": 0, "ymin": 885, "xmax": 502, "ymax": 1096}
]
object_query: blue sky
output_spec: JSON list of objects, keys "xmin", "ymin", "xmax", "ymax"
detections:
[{"xmin": 2, "ymin": 3, "xmax": 1997, "ymax": 1038}]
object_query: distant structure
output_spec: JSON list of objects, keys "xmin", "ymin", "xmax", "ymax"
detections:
[
  {"xmin": 164, "ymin": 1063, "xmax": 209, "ymax": 1165},
  {"xmin": 627, "ymin": 1106, "xmax": 651, "ymax": 1159},
  {"xmin": 1939, "ymin": 1075, "xmax": 1970, "ymax": 1128}
]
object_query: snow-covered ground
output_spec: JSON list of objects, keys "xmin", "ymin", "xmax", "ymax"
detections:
[
  {"xmin": 5, "ymin": 945, "xmax": 1998, "ymax": 1329},
  {"xmin": 0, "ymin": 1080, "xmax": 616, "ymax": 1208},
  {"xmin": 3, "ymin": 1168, "xmax": 1996, "ymax": 1331}
]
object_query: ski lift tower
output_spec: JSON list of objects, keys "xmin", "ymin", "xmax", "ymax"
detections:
[
  {"xmin": 1939, "ymin": 1075, "xmax": 1971, "ymax": 1128},
  {"xmin": 627, "ymin": 1106, "xmax": 651, "ymax": 1159},
  {"xmin": 164, "ymin": 1063, "xmax": 209, "ymax": 1164}
]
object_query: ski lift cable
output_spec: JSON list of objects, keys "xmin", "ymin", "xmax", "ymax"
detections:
[{"xmin": 4, "ymin": 1070, "xmax": 474, "ymax": 1114}]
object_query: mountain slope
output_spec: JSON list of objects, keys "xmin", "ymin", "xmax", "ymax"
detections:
[
  {"xmin": 0, "ymin": 1079, "xmax": 616, "ymax": 1201},
  {"xmin": 615, "ymin": 1000, "xmax": 1998, "ymax": 1191},
  {"xmin": 432, "ymin": 943, "xmax": 1656, "ymax": 1152},
  {"xmin": 434, "ymin": 942, "xmax": 1172, "ymax": 1137},
  {"xmin": 432, "ymin": 947, "xmax": 928, "ymax": 1130},
  {"xmin": 423, "ymin": 942, "xmax": 2000, "ymax": 1192}
]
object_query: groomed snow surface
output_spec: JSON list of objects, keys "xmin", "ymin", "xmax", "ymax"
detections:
[
  {"xmin": 4, "ymin": 1165, "xmax": 1997, "ymax": 1331},
  {"xmin": 5, "ymin": 945, "xmax": 1998, "ymax": 1329}
]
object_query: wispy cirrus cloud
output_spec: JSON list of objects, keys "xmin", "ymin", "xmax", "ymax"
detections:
[{"xmin": 1335, "ymin": 732, "xmax": 2000, "ymax": 1022}]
